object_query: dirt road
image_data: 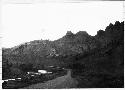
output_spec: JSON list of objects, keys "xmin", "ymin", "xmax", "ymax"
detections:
[{"xmin": 22, "ymin": 69, "xmax": 78, "ymax": 89}]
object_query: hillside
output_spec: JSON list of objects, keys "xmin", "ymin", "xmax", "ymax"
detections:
[{"xmin": 2, "ymin": 21, "xmax": 124, "ymax": 88}]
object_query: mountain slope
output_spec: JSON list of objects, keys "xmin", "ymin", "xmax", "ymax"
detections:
[{"xmin": 2, "ymin": 21, "xmax": 124, "ymax": 88}]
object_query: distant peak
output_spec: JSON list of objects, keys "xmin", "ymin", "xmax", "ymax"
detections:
[
  {"xmin": 66, "ymin": 31, "xmax": 74, "ymax": 36},
  {"xmin": 97, "ymin": 30, "xmax": 105, "ymax": 36},
  {"xmin": 76, "ymin": 31, "xmax": 89, "ymax": 36}
]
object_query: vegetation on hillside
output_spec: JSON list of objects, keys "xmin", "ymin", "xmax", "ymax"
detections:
[{"xmin": 2, "ymin": 21, "xmax": 124, "ymax": 88}]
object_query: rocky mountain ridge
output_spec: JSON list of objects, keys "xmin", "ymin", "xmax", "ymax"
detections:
[{"xmin": 2, "ymin": 21, "xmax": 124, "ymax": 88}]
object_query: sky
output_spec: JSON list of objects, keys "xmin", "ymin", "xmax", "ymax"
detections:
[{"xmin": 1, "ymin": 1, "xmax": 124, "ymax": 48}]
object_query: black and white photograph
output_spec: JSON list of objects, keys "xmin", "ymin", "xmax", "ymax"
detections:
[{"xmin": 1, "ymin": 0, "xmax": 124, "ymax": 89}]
